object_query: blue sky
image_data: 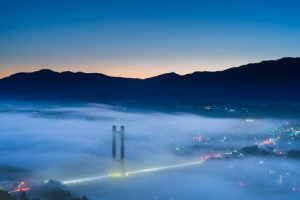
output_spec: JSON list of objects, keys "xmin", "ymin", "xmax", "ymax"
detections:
[{"xmin": 1, "ymin": 0, "xmax": 300, "ymax": 78}]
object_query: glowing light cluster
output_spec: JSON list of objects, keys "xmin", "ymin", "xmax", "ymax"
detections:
[
  {"xmin": 9, "ymin": 181, "xmax": 30, "ymax": 193},
  {"xmin": 259, "ymin": 138, "xmax": 277, "ymax": 146},
  {"xmin": 289, "ymin": 130, "xmax": 300, "ymax": 137},
  {"xmin": 200, "ymin": 153, "xmax": 223, "ymax": 161},
  {"xmin": 107, "ymin": 172, "xmax": 127, "ymax": 178},
  {"xmin": 192, "ymin": 135, "xmax": 202, "ymax": 142}
]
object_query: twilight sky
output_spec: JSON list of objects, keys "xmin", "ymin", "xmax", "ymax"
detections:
[{"xmin": 1, "ymin": 0, "xmax": 300, "ymax": 78}]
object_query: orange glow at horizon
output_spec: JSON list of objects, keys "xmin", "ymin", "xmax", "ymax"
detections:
[
  {"xmin": 0, "ymin": 67, "xmax": 16, "ymax": 79},
  {"xmin": 0, "ymin": 65, "xmax": 224, "ymax": 79},
  {"xmin": 0, "ymin": 57, "xmax": 267, "ymax": 79}
]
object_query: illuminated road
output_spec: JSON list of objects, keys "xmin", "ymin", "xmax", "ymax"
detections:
[{"xmin": 62, "ymin": 157, "xmax": 210, "ymax": 185}]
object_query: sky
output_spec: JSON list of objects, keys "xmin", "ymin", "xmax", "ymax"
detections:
[{"xmin": 1, "ymin": 0, "xmax": 300, "ymax": 78}]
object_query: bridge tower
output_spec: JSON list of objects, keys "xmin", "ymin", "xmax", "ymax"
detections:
[{"xmin": 112, "ymin": 125, "xmax": 125, "ymax": 161}]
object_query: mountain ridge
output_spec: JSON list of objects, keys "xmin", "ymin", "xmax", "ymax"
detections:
[
  {"xmin": 2, "ymin": 57, "xmax": 299, "ymax": 80},
  {"xmin": 1, "ymin": 57, "xmax": 300, "ymax": 104}
]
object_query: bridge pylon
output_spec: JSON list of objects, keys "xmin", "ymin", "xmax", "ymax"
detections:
[{"xmin": 112, "ymin": 125, "xmax": 125, "ymax": 162}]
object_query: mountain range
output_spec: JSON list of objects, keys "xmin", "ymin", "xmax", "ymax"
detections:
[{"xmin": 0, "ymin": 57, "xmax": 300, "ymax": 104}]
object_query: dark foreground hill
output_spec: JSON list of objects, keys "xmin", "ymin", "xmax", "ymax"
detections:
[{"xmin": 0, "ymin": 57, "xmax": 300, "ymax": 104}]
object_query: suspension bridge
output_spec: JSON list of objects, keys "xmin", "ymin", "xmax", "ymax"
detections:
[{"xmin": 61, "ymin": 125, "xmax": 217, "ymax": 185}]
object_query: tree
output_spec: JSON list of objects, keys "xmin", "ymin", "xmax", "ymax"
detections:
[
  {"xmin": 42, "ymin": 188, "xmax": 71, "ymax": 200},
  {"xmin": 19, "ymin": 192, "xmax": 28, "ymax": 200},
  {"xmin": 0, "ymin": 190, "xmax": 10, "ymax": 200},
  {"xmin": 71, "ymin": 196, "xmax": 89, "ymax": 200},
  {"xmin": 0, "ymin": 190, "xmax": 17, "ymax": 200},
  {"xmin": 42, "ymin": 187, "xmax": 89, "ymax": 200}
]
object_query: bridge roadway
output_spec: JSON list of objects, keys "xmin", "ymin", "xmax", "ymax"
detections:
[{"xmin": 61, "ymin": 154, "xmax": 218, "ymax": 185}]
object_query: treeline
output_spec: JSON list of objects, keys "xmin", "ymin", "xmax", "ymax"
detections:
[{"xmin": 0, "ymin": 188, "xmax": 89, "ymax": 200}]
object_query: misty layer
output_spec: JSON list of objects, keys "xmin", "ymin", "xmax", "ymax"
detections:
[{"xmin": 0, "ymin": 102, "xmax": 299, "ymax": 200}]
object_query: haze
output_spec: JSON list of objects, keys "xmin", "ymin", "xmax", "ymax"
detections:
[{"xmin": 0, "ymin": 102, "xmax": 299, "ymax": 200}]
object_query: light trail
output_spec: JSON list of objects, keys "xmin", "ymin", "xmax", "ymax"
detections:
[
  {"xmin": 126, "ymin": 160, "xmax": 205, "ymax": 176},
  {"xmin": 62, "ymin": 158, "xmax": 208, "ymax": 185},
  {"xmin": 62, "ymin": 175, "xmax": 108, "ymax": 185}
]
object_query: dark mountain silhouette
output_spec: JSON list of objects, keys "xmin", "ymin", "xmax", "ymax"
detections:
[{"xmin": 0, "ymin": 57, "xmax": 300, "ymax": 104}]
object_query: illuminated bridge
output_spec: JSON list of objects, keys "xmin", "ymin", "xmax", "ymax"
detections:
[{"xmin": 61, "ymin": 125, "xmax": 214, "ymax": 185}]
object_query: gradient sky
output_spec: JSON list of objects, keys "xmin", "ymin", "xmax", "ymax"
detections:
[{"xmin": 1, "ymin": 0, "xmax": 300, "ymax": 78}]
